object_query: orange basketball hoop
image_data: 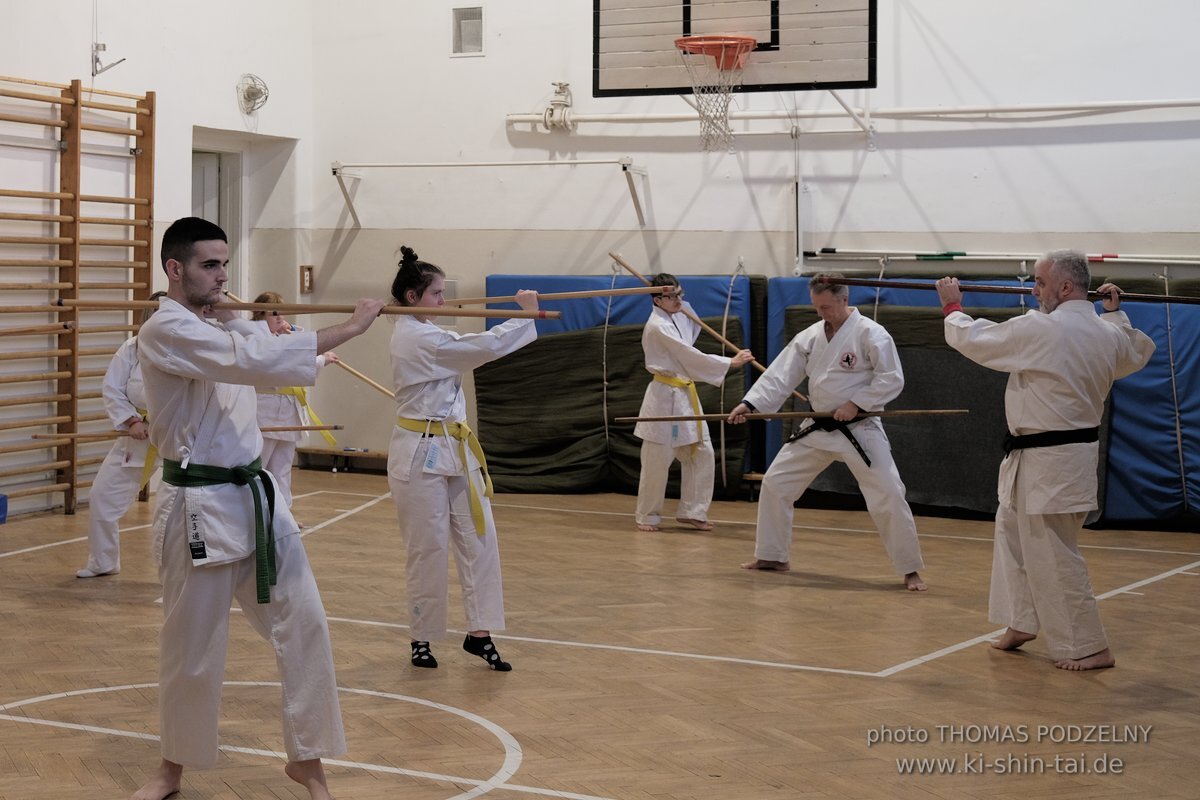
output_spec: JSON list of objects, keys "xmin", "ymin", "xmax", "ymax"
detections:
[{"xmin": 674, "ymin": 35, "xmax": 757, "ymax": 151}]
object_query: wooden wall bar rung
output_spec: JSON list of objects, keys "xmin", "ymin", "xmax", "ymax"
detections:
[
  {"xmin": 80, "ymin": 122, "xmax": 143, "ymax": 137},
  {"xmin": 1, "ymin": 483, "xmax": 70, "ymax": 499},
  {"xmin": 0, "ymin": 188, "xmax": 74, "ymax": 201},
  {"xmin": 75, "ymin": 391, "xmax": 102, "ymax": 401},
  {"xmin": 76, "ymin": 411, "xmax": 109, "ymax": 423},
  {"xmin": 0, "ymin": 259, "xmax": 74, "ymax": 267},
  {"xmin": 76, "ymin": 368, "xmax": 107, "ymax": 379},
  {"xmin": 0, "ymin": 323, "xmax": 73, "ymax": 336},
  {"xmin": 77, "ymin": 346, "xmax": 117, "ymax": 357},
  {"xmin": 0, "ymin": 86, "xmax": 73, "ymax": 105},
  {"xmin": 0, "ymin": 76, "xmax": 145, "ymax": 101},
  {"xmin": 0, "ymin": 235, "xmax": 73, "ymax": 245},
  {"xmin": 0, "ymin": 349, "xmax": 71, "ymax": 361},
  {"xmin": 0, "ymin": 112, "xmax": 68, "ymax": 128},
  {"xmin": 0, "ymin": 212, "xmax": 73, "ymax": 223},
  {"xmin": 0, "ymin": 461, "xmax": 69, "ymax": 480},
  {"xmin": 79, "ymin": 217, "xmax": 147, "ymax": 227},
  {"xmin": 80, "ymin": 281, "xmax": 147, "ymax": 290},
  {"xmin": 0, "ymin": 371, "xmax": 73, "ymax": 384},
  {"xmin": 79, "ymin": 194, "xmax": 149, "ymax": 205},
  {"xmin": 0, "ymin": 415, "xmax": 72, "ymax": 432},
  {"xmin": 2, "ymin": 282, "xmax": 73, "ymax": 290},
  {"xmin": 0, "ymin": 439, "xmax": 69, "ymax": 455},
  {"xmin": 80, "ymin": 237, "xmax": 146, "ymax": 247},
  {"xmin": 80, "ymin": 98, "xmax": 148, "ymax": 115},
  {"xmin": 0, "ymin": 393, "xmax": 72, "ymax": 409},
  {"xmin": 77, "ymin": 455, "xmax": 106, "ymax": 468},
  {"xmin": 79, "ymin": 260, "xmax": 148, "ymax": 269}
]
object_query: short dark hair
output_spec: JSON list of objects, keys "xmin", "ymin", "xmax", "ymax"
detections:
[
  {"xmin": 809, "ymin": 272, "xmax": 848, "ymax": 298},
  {"xmin": 161, "ymin": 217, "xmax": 227, "ymax": 273},
  {"xmin": 391, "ymin": 245, "xmax": 445, "ymax": 305}
]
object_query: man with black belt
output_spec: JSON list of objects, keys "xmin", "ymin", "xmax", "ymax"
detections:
[
  {"xmin": 936, "ymin": 250, "xmax": 1155, "ymax": 671},
  {"xmin": 131, "ymin": 217, "xmax": 385, "ymax": 800},
  {"xmin": 727, "ymin": 274, "xmax": 927, "ymax": 592}
]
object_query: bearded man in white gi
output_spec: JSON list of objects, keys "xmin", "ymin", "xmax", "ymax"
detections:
[
  {"xmin": 728, "ymin": 274, "xmax": 927, "ymax": 592},
  {"xmin": 131, "ymin": 217, "xmax": 384, "ymax": 800},
  {"xmin": 936, "ymin": 250, "xmax": 1155, "ymax": 671},
  {"xmin": 634, "ymin": 273, "xmax": 753, "ymax": 531}
]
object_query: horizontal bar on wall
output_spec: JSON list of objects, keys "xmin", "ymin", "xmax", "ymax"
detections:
[
  {"xmin": 79, "ymin": 281, "xmax": 148, "ymax": 290},
  {"xmin": 0, "ymin": 259, "xmax": 74, "ymax": 268},
  {"xmin": 0, "ymin": 415, "xmax": 72, "ymax": 432},
  {"xmin": 0, "ymin": 75, "xmax": 145, "ymax": 101},
  {"xmin": 0, "ymin": 212, "xmax": 73, "ymax": 223},
  {"xmin": 80, "ymin": 260, "xmax": 148, "ymax": 269},
  {"xmin": 75, "ymin": 391, "xmax": 102, "ymax": 401},
  {"xmin": 0, "ymin": 236, "xmax": 73, "ymax": 245},
  {"xmin": 0, "ymin": 460, "xmax": 69, "ymax": 480},
  {"xmin": 77, "ymin": 324, "xmax": 138, "ymax": 334},
  {"xmin": 0, "ymin": 349, "xmax": 71, "ymax": 361},
  {"xmin": 0, "ymin": 188, "xmax": 73, "ymax": 201},
  {"xmin": 0, "ymin": 323, "xmax": 73, "ymax": 336},
  {"xmin": 80, "ymin": 237, "xmax": 146, "ymax": 247},
  {"xmin": 79, "ymin": 194, "xmax": 149, "ymax": 205},
  {"xmin": 2, "ymin": 482, "xmax": 70, "ymax": 499},
  {"xmin": 0, "ymin": 86, "xmax": 73, "ymax": 105},
  {"xmin": 0, "ymin": 439, "xmax": 68, "ymax": 455},
  {"xmin": 0, "ymin": 112, "xmax": 67, "ymax": 128},
  {"xmin": 80, "ymin": 98, "xmax": 148, "ymax": 116},
  {"xmin": 1, "ymin": 282, "xmax": 74, "ymax": 290},
  {"xmin": 0, "ymin": 393, "xmax": 72, "ymax": 408},
  {"xmin": 0, "ymin": 371, "xmax": 72, "ymax": 384},
  {"xmin": 79, "ymin": 217, "xmax": 147, "ymax": 227},
  {"xmin": 0, "ymin": 305, "xmax": 64, "ymax": 313},
  {"xmin": 80, "ymin": 122, "xmax": 143, "ymax": 137}
]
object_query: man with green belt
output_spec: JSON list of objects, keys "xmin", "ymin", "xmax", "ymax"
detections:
[{"xmin": 131, "ymin": 217, "xmax": 384, "ymax": 800}]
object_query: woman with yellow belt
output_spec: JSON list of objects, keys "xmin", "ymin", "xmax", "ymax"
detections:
[{"xmin": 387, "ymin": 246, "xmax": 538, "ymax": 671}]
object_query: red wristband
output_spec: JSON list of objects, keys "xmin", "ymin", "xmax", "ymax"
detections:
[{"xmin": 942, "ymin": 302, "xmax": 962, "ymax": 317}]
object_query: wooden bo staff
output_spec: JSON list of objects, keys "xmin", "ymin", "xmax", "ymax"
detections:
[
  {"xmin": 451, "ymin": 284, "xmax": 670, "ymax": 306},
  {"xmin": 815, "ymin": 275, "xmax": 1200, "ymax": 306},
  {"xmin": 617, "ymin": 409, "xmax": 969, "ymax": 423},
  {"xmin": 32, "ymin": 424, "xmax": 344, "ymax": 441},
  {"xmin": 223, "ymin": 292, "xmax": 396, "ymax": 401},
  {"xmin": 56, "ymin": 297, "xmax": 561, "ymax": 320},
  {"xmin": 608, "ymin": 251, "xmax": 809, "ymax": 402}
]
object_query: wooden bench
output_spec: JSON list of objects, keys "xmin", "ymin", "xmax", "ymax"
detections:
[{"xmin": 297, "ymin": 446, "xmax": 387, "ymax": 474}]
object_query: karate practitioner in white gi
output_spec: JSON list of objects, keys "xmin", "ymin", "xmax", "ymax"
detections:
[
  {"xmin": 936, "ymin": 250, "xmax": 1155, "ymax": 670},
  {"xmin": 728, "ymin": 274, "xmax": 928, "ymax": 591},
  {"xmin": 131, "ymin": 217, "xmax": 384, "ymax": 800},
  {"xmin": 634, "ymin": 273, "xmax": 753, "ymax": 531},
  {"xmin": 387, "ymin": 245, "xmax": 536, "ymax": 672},
  {"xmin": 76, "ymin": 292, "xmax": 166, "ymax": 578},
  {"xmin": 250, "ymin": 292, "xmax": 340, "ymax": 509}
]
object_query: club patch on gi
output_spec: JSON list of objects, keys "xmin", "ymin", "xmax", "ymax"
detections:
[{"xmin": 839, "ymin": 352, "xmax": 857, "ymax": 369}]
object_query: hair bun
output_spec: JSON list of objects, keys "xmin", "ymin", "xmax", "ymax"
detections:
[{"xmin": 399, "ymin": 245, "xmax": 420, "ymax": 266}]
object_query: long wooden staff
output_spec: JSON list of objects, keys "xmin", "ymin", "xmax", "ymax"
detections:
[
  {"xmin": 58, "ymin": 297, "xmax": 560, "ymax": 320},
  {"xmin": 32, "ymin": 425, "xmax": 345, "ymax": 441},
  {"xmin": 224, "ymin": 292, "xmax": 396, "ymax": 401},
  {"xmin": 451, "ymin": 285, "xmax": 669, "ymax": 306},
  {"xmin": 816, "ymin": 275, "xmax": 1200, "ymax": 306},
  {"xmin": 608, "ymin": 252, "xmax": 809, "ymax": 403},
  {"xmin": 616, "ymin": 410, "xmax": 969, "ymax": 423}
]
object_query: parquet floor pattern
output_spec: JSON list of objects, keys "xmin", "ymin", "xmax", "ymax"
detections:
[{"xmin": 1, "ymin": 469, "xmax": 1198, "ymax": 799}]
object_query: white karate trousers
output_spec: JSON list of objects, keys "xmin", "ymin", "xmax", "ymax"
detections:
[
  {"xmin": 754, "ymin": 422, "xmax": 924, "ymax": 575},
  {"xmin": 81, "ymin": 445, "xmax": 145, "ymax": 574},
  {"xmin": 388, "ymin": 458, "xmax": 506, "ymax": 642},
  {"xmin": 158, "ymin": 525, "xmax": 345, "ymax": 768},
  {"xmin": 990, "ymin": 503, "xmax": 1108, "ymax": 660},
  {"xmin": 635, "ymin": 437, "xmax": 715, "ymax": 526},
  {"xmin": 260, "ymin": 438, "xmax": 297, "ymax": 507}
]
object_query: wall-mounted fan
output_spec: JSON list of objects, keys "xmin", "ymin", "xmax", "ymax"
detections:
[{"xmin": 236, "ymin": 73, "xmax": 269, "ymax": 114}]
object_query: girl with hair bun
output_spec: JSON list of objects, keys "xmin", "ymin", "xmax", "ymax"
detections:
[{"xmin": 387, "ymin": 245, "xmax": 539, "ymax": 672}]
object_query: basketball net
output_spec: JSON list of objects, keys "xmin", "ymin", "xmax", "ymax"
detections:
[{"xmin": 675, "ymin": 36, "xmax": 755, "ymax": 152}]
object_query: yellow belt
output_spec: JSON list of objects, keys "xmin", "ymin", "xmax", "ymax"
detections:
[
  {"xmin": 653, "ymin": 374, "xmax": 704, "ymax": 445},
  {"xmin": 260, "ymin": 386, "xmax": 338, "ymax": 446},
  {"xmin": 135, "ymin": 407, "xmax": 156, "ymax": 490},
  {"xmin": 396, "ymin": 417, "xmax": 492, "ymax": 536}
]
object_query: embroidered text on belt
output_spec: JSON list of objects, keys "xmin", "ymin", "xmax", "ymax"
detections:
[
  {"xmin": 653, "ymin": 374, "xmax": 704, "ymax": 445},
  {"xmin": 135, "ymin": 406, "xmax": 157, "ymax": 490},
  {"xmin": 1003, "ymin": 426, "xmax": 1099, "ymax": 455},
  {"xmin": 788, "ymin": 416, "xmax": 872, "ymax": 467},
  {"xmin": 396, "ymin": 417, "xmax": 493, "ymax": 535},
  {"xmin": 162, "ymin": 456, "xmax": 278, "ymax": 604},
  {"xmin": 259, "ymin": 387, "xmax": 338, "ymax": 446}
]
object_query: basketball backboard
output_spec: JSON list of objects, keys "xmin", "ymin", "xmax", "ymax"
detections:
[{"xmin": 593, "ymin": 0, "xmax": 876, "ymax": 97}]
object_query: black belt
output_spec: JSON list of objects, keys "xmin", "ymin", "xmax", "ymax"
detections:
[
  {"xmin": 1002, "ymin": 426, "xmax": 1099, "ymax": 455},
  {"xmin": 788, "ymin": 416, "xmax": 872, "ymax": 467}
]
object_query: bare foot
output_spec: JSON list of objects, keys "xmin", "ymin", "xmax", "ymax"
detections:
[
  {"xmin": 284, "ymin": 759, "xmax": 333, "ymax": 800},
  {"xmin": 131, "ymin": 759, "xmax": 182, "ymax": 800},
  {"xmin": 741, "ymin": 559, "xmax": 790, "ymax": 571},
  {"xmin": 991, "ymin": 627, "xmax": 1037, "ymax": 651},
  {"xmin": 904, "ymin": 571, "xmax": 928, "ymax": 592},
  {"xmin": 676, "ymin": 517, "xmax": 714, "ymax": 531},
  {"xmin": 1055, "ymin": 648, "xmax": 1115, "ymax": 671},
  {"xmin": 635, "ymin": 523, "xmax": 660, "ymax": 532}
]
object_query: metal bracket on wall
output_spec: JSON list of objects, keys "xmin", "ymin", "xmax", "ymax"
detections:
[{"xmin": 330, "ymin": 158, "xmax": 646, "ymax": 229}]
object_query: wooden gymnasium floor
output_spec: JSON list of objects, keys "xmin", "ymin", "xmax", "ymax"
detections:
[{"xmin": 1, "ymin": 469, "xmax": 1199, "ymax": 800}]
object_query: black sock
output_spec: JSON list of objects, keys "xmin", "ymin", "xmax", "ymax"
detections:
[
  {"xmin": 411, "ymin": 641, "xmax": 438, "ymax": 668},
  {"xmin": 463, "ymin": 634, "xmax": 512, "ymax": 671}
]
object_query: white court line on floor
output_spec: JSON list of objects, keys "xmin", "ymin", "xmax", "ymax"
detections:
[
  {"xmin": 297, "ymin": 492, "xmax": 391, "ymax": 538},
  {"xmin": 0, "ymin": 524, "xmax": 151, "ymax": 560},
  {"xmin": 0, "ymin": 682, "xmax": 615, "ymax": 800}
]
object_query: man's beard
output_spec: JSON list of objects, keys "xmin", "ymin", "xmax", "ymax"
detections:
[{"xmin": 182, "ymin": 271, "xmax": 224, "ymax": 307}]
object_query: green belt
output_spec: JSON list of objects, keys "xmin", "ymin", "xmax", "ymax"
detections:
[{"xmin": 162, "ymin": 456, "xmax": 277, "ymax": 604}]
